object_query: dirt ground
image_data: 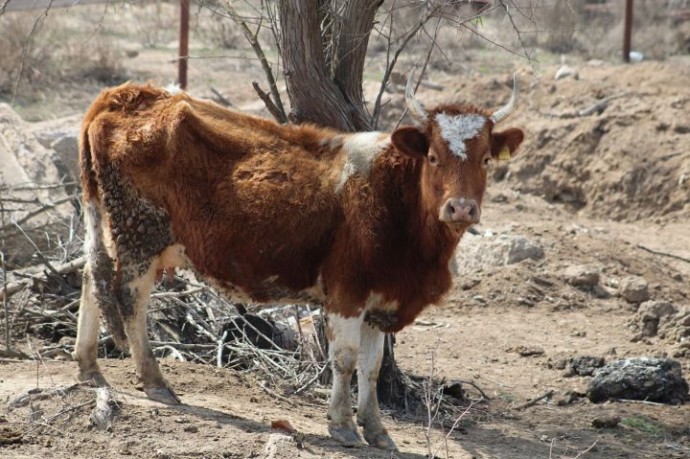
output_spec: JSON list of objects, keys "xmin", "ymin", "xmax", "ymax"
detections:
[
  {"xmin": 1, "ymin": 194, "xmax": 689, "ymax": 458},
  {"xmin": 1, "ymin": 3, "xmax": 690, "ymax": 459}
]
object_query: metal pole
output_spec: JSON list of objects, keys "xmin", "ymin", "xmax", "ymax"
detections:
[
  {"xmin": 178, "ymin": 0, "xmax": 190, "ymax": 89},
  {"xmin": 623, "ymin": 0, "xmax": 633, "ymax": 63}
]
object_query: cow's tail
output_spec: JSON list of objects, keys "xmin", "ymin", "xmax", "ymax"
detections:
[{"xmin": 79, "ymin": 95, "xmax": 128, "ymax": 347}]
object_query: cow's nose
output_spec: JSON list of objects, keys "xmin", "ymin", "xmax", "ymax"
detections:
[{"xmin": 440, "ymin": 198, "xmax": 480, "ymax": 224}]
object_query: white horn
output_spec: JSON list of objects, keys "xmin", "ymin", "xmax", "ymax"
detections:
[
  {"xmin": 405, "ymin": 68, "xmax": 428, "ymax": 122},
  {"xmin": 490, "ymin": 73, "xmax": 519, "ymax": 124}
]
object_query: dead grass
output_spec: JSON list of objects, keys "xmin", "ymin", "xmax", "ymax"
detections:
[
  {"xmin": 467, "ymin": 0, "xmax": 690, "ymax": 61},
  {"xmin": 0, "ymin": 11, "xmax": 125, "ymax": 101}
]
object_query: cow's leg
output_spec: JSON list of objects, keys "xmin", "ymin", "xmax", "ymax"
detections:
[
  {"xmin": 74, "ymin": 264, "xmax": 108, "ymax": 387},
  {"xmin": 357, "ymin": 323, "xmax": 396, "ymax": 450},
  {"xmin": 327, "ymin": 312, "xmax": 364, "ymax": 447},
  {"xmin": 118, "ymin": 261, "xmax": 180, "ymax": 404},
  {"xmin": 75, "ymin": 200, "xmax": 113, "ymax": 387}
]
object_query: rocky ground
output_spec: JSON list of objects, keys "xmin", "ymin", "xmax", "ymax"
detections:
[{"xmin": 1, "ymin": 11, "xmax": 689, "ymax": 458}]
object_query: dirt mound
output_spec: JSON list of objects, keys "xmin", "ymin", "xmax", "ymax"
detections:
[{"xmin": 413, "ymin": 61, "xmax": 690, "ymax": 223}]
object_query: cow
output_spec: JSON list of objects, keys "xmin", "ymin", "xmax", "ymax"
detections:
[{"xmin": 73, "ymin": 72, "xmax": 524, "ymax": 450}]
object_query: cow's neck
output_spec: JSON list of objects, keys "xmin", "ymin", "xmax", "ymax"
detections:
[{"xmin": 375, "ymin": 148, "xmax": 461, "ymax": 266}]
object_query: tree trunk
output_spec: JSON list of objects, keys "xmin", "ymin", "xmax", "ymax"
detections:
[{"xmin": 278, "ymin": 0, "xmax": 373, "ymax": 131}]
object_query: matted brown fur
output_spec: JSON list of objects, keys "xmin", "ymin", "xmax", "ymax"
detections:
[{"xmin": 79, "ymin": 82, "xmax": 523, "ymax": 332}]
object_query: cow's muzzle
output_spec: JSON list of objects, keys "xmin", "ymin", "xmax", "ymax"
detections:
[{"xmin": 440, "ymin": 198, "xmax": 480, "ymax": 225}]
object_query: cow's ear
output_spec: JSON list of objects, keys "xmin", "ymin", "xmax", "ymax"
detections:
[
  {"xmin": 491, "ymin": 127, "xmax": 524, "ymax": 160},
  {"xmin": 391, "ymin": 126, "xmax": 429, "ymax": 158}
]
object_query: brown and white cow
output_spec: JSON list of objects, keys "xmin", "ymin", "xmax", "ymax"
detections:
[{"xmin": 74, "ymin": 72, "xmax": 523, "ymax": 450}]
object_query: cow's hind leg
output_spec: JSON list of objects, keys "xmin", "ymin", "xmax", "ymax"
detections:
[
  {"xmin": 357, "ymin": 323, "xmax": 396, "ymax": 450},
  {"xmin": 327, "ymin": 313, "xmax": 364, "ymax": 447},
  {"xmin": 75, "ymin": 200, "xmax": 118, "ymax": 387},
  {"xmin": 74, "ymin": 264, "xmax": 108, "ymax": 387},
  {"xmin": 97, "ymin": 163, "xmax": 178, "ymax": 403},
  {"xmin": 118, "ymin": 260, "xmax": 180, "ymax": 404}
]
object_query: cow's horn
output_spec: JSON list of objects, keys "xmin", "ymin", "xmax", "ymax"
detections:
[
  {"xmin": 405, "ymin": 68, "xmax": 428, "ymax": 122},
  {"xmin": 490, "ymin": 73, "xmax": 519, "ymax": 124}
]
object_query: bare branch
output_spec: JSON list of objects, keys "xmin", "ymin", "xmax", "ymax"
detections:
[
  {"xmin": 0, "ymin": 195, "xmax": 76, "ymax": 234},
  {"xmin": 12, "ymin": 0, "xmax": 56, "ymax": 103},
  {"xmin": 540, "ymin": 92, "xmax": 630, "ymax": 119},
  {"xmin": 513, "ymin": 389, "xmax": 554, "ymax": 410},
  {"xmin": 252, "ymin": 81, "xmax": 288, "ymax": 124},
  {"xmin": 224, "ymin": 0, "xmax": 287, "ymax": 123},
  {"xmin": 0, "ymin": 0, "xmax": 11, "ymax": 16},
  {"xmin": 210, "ymin": 87, "xmax": 232, "ymax": 107},
  {"xmin": 0, "ymin": 256, "xmax": 85, "ymax": 301},
  {"xmin": 638, "ymin": 244, "xmax": 690, "ymax": 264},
  {"xmin": 497, "ymin": 0, "xmax": 537, "ymax": 73},
  {"xmin": 372, "ymin": 4, "xmax": 439, "ymax": 127}
]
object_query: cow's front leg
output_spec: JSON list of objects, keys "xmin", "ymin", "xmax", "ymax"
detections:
[
  {"xmin": 327, "ymin": 312, "xmax": 364, "ymax": 447},
  {"xmin": 357, "ymin": 323, "xmax": 396, "ymax": 450},
  {"xmin": 119, "ymin": 263, "xmax": 180, "ymax": 405}
]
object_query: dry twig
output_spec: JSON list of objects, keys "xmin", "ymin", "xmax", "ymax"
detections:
[
  {"xmin": 637, "ymin": 244, "xmax": 690, "ymax": 264},
  {"xmin": 210, "ymin": 87, "xmax": 232, "ymax": 107},
  {"xmin": 252, "ymin": 81, "xmax": 286, "ymax": 122},
  {"xmin": 543, "ymin": 93, "xmax": 629, "ymax": 119},
  {"xmin": 223, "ymin": 1, "xmax": 287, "ymax": 123},
  {"xmin": 513, "ymin": 389, "xmax": 554, "ymax": 410},
  {"xmin": 0, "ymin": 256, "xmax": 85, "ymax": 301}
]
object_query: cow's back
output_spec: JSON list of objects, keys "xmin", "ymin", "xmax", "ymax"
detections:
[{"xmin": 81, "ymin": 83, "xmax": 345, "ymax": 301}]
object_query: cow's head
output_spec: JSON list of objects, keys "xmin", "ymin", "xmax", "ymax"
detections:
[{"xmin": 391, "ymin": 72, "xmax": 524, "ymax": 232}]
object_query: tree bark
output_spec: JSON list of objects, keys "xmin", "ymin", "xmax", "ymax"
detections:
[
  {"xmin": 330, "ymin": 0, "xmax": 380, "ymax": 125},
  {"xmin": 278, "ymin": 0, "xmax": 373, "ymax": 131}
]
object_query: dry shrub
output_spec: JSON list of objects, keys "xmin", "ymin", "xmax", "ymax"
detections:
[
  {"xmin": 0, "ymin": 14, "xmax": 58, "ymax": 96},
  {"xmin": 196, "ymin": 10, "xmax": 245, "ymax": 49},
  {"xmin": 75, "ymin": 36, "xmax": 127, "ymax": 85},
  {"xmin": 462, "ymin": 0, "xmax": 690, "ymax": 61},
  {"xmin": 529, "ymin": 0, "xmax": 689, "ymax": 59},
  {"xmin": 0, "ymin": 11, "xmax": 125, "ymax": 97},
  {"xmin": 131, "ymin": 1, "xmax": 178, "ymax": 48}
]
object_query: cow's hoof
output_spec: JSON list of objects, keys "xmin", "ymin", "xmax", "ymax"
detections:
[
  {"xmin": 78, "ymin": 370, "xmax": 110, "ymax": 388},
  {"xmin": 328, "ymin": 425, "xmax": 364, "ymax": 448},
  {"xmin": 145, "ymin": 386, "xmax": 181, "ymax": 405},
  {"xmin": 364, "ymin": 431, "xmax": 397, "ymax": 450}
]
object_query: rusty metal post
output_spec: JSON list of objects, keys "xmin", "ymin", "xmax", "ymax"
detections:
[
  {"xmin": 623, "ymin": 0, "xmax": 633, "ymax": 62},
  {"xmin": 178, "ymin": 0, "xmax": 190, "ymax": 89}
]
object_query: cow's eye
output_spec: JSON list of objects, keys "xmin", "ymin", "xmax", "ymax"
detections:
[
  {"xmin": 482, "ymin": 155, "xmax": 492, "ymax": 168},
  {"xmin": 429, "ymin": 154, "xmax": 439, "ymax": 166}
]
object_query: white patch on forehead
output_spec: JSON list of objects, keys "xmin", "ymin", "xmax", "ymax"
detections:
[
  {"xmin": 336, "ymin": 132, "xmax": 390, "ymax": 192},
  {"xmin": 435, "ymin": 113, "xmax": 486, "ymax": 160}
]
